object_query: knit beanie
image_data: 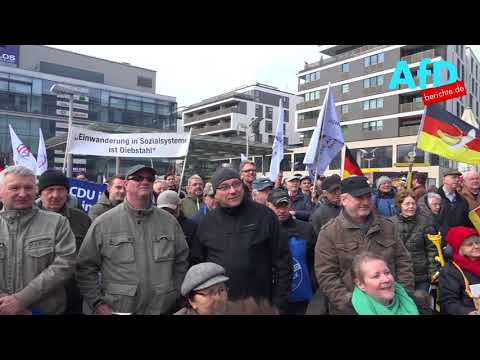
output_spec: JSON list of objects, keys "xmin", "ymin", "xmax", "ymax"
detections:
[
  {"xmin": 38, "ymin": 170, "xmax": 69, "ymax": 194},
  {"xmin": 446, "ymin": 226, "xmax": 478, "ymax": 255},
  {"xmin": 211, "ymin": 167, "xmax": 241, "ymax": 192},
  {"xmin": 376, "ymin": 176, "xmax": 391, "ymax": 190}
]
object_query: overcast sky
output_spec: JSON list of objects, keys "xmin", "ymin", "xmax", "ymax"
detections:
[{"xmin": 48, "ymin": 45, "xmax": 480, "ymax": 107}]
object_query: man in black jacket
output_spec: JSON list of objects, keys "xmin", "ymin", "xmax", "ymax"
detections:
[
  {"xmin": 192, "ymin": 167, "xmax": 292, "ymax": 313},
  {"xmin": 309, "ymin": 174, "xmax": 342, "ymax": 237},
  {"xmin": 266, "ymin": 188, "xmax": 317, "ymax": 314},
  {"xmin": 437, "ymin": 170, "xmax": 472, "ymax": 243},
  {"xmin": 285, "ymin": 175, "xmax": 314, "ymax": 221}
]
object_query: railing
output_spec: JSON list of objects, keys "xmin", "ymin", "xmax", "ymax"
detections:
[
  {"xmin": 296, "ymin": 99, "xmax": 322, "ymax": 111},
  {"xmin": 399, "ymin": 125, "xmax": 420, "ymax": 136},
  {"xmin": 184, "ymin": 106, "xmax": 238, "ymax": 125},
  {"xmin": 190, "ymin": 121, "xmax": 232, "ymax": 135},
  {"xmin": 400, "ymin": 102, "xmax": 424, "ymax": 113},
  {"xmin": 298, "ymin": 79, "xmax": 323, "ymax": 92},
  {"xmin": 401, "ymin": 48, "xmax": 436, "ymax": 64}
]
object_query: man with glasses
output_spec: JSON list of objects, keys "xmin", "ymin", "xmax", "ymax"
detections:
[
  {"xmin": 192, "ymin": 167, "xmax": 292, "ymax": 313},
  {"xmin": 76, "ymin": 164, "xmax": 189, "ymax": 315},
  {"xmin": 239, "ymin": 160, "xmax": 257, "ymax": 199}
]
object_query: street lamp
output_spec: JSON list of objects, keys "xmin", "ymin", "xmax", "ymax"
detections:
[{"xmin": 50, "ymin": 84, "xmax": 82, "ymax": 177}]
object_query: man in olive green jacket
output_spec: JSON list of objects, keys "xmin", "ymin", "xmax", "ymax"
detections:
[
  {"xmin": 76, "ymin": 164, "xmax": 189, "ymax": 315},
  {"xmin": 0, "ymin": 166, "xmax": 76, "ymax": 315},
  {"xmin": 315, "ymin": 176, "xmax": 414, "ymax": 314},
  {"xmin": 180, "ymin": 175, "xmax": 204, "ymax": 218}
]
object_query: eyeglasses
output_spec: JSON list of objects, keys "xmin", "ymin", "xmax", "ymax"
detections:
[
  {"xmin": 194, "ymin": 285, "xmax": 227, "ymax": 297},
  {"xmin": 216, "ymin": 181, "xmax": 243, "ymax": 192},
  {"xmin": 127, "ymin": 175, "xmax": 155, "ymax": 183}
]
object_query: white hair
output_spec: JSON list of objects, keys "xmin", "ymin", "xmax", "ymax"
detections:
[
  {"xmin": 426, "ymin": 192, "xmax": 442, "ymax": 206},
  {"xmin": 464, "ymin": 170, "xmax": 479, "ymax": 181},
  {"xmin": 0, "ymin": 166, "xmax": 36, "ymax": 187},
  {"xmin": 187, "ymin": 174, "xmax": 203, "ymax": 186}
]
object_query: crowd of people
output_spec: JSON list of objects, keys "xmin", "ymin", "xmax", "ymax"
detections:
[{"xmin": 0, "ymin": 159, "xmax": 480, "ymax": 316}]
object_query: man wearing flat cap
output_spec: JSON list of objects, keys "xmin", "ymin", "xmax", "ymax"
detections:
[
  {"xmin": 285, "ymin": 175, "xmax": 314, "ymax": 221},
  {"xmin": 309, "ymin": 174, "xmax": 342, "ymax": 238},
  {"xmin": 192, "ymin": 167, "xmax": 292, "ymax": 313},
  {"xmin": 76, "ymin": 164, "xmax": 189, "ymax": 315},
  {"xmin": 314, "ymin": 176, "xmax": 414, "ymax": 314},
  {"xmin": 251, "ymin": 177, "xmax": 274, "ymax": 206},
  {"xmin": 436, "ymin": 169, "xmax": 472, "ymax": 241}
]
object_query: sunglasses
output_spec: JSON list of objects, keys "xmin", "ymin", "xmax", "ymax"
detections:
[{"xmin": 127, "ymin": 175, "xmax": 155, "ymax": 183}]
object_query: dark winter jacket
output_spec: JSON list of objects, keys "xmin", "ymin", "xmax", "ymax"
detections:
[
  {"xmin": 88, "ymin": 192, "xmax": 122, "ymax": 221},
  {"xmin": 290, "ymin": 191, "xmax": 315, "ymax": 221},
  {"xmin": 190, "ymin": 204, "xmax": 210, "ymax": 225},
  {"xmin": 438, "ymin": 261, "xmax": 480, "ymax": 315},
  {"xmin": 192, "ymin": 197, "xmax": 292, "ymax": 312},
  {"xmin": 390, "ymin": 213, "xmax": 438, "ymax": 283},
  {"xmin": 372, "ymin": 189, "xmax": 397, "ymax": 218},
  {"xmin": 417, "ymin": 193, "xmax": 441, "ymax": 234},
  {"xmin": 309, "ymin": 197, "xmax": 341, "ymax": 237},
  {"xmin": 280, "ymin": 216, "xmax": 318, "ymax": 293},
  {"xmin": 437, "ymin": 187, "xmax": 472, "ymax": 243},
  {"xmin": 178, "ymin": 212, "xmax": 198, "ymax": 266}
]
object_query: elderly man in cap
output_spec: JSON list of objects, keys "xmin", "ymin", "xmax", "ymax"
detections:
[
  {"xmin": 436, "ymin": 170, "xmax": 472, "ymax": 241},
  {"xmin": 0, "ymin": 166, "xmax": 76, "ymax": 314},
  {"xmin": 309, "ymin": 174, "xmax": 342, "ymax": 237},
  {"xmin": 175, "ymin": 262, "xmax": 229, "ymax": 315},
  {"xmin": 157, "ymin": 190, "xmax": 198, "ymax": 265},
  {"xmin": 76, "ymin": 164, "xmax": 189, "ymax": 315},
  {"xmin": 191, "ymin": 182, "xmax": 217, "ymax": 224},
  {"xmin": 192, "ymin": 167, "xmax": 292, "ymax": 313},
  {"xmin": 266, "ymin": 189, "xmax": 317, "ymax": 314},
  {"xmin": 285, "ymin": 175, "xmax": 314, "ymax": 221},
  {"xmin": 251, "ymin": 177, "xmax": 275, "ymax": 206},
  {"xmin": 180, "ymin": 175, "xmax": 204, "ymax": 219},
  {"xmin": 36, "ymin": 169, "xmax": 92, "ymax": 314},
  {"xmin": 314, "ymin": 176, "xmax": 414, "ymax": 314},
  {"xmin": 461, "ymin": 170, "xmax": 480, "ymax": 211}
]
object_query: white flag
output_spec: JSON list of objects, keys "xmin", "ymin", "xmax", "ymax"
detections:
[
  {"xmin": 36, "ymin": 128, "xmax": 48, "ymax": 175},
  {"xmin": 241, "ymin": 153, "xmax": 248, "ymax": 161},
  {"xmin": 9, "ymin": 124, "xmax": 37, "ymax": 173},
  {"xmin": 269, "ymin": 98, "xmax": 285, "ymax": 181}
]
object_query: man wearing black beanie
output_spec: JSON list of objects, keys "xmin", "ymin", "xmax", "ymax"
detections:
[
  {"xmin": 36, "ymin": 169, "xmax": 92, "ymax": 315},
  {"xmin": 192, "ymin": 167, "xmax": 292, "ymax": 313}
]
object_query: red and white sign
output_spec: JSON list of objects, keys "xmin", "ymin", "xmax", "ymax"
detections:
[{"xmin": 422, "ymin": 80, "xmax": 467, "ymax": 105}]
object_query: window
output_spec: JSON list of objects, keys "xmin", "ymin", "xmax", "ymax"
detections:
[
  {"xmin": 305, "ymin": 71, "xmax": 320, "ymax": 83},
  {"xmin": 341, "ymin": 84, "xmax": 349, "ymax": 94},
  {"xmin": 265, "ymin": 120, "xmax": 272, "ymax": 133},
  {"xmin": 364, "ymin": 57, "xmax": 370, "ymax": 67},
  {"xmin": 364, "ymin": 53, "xmax": 384, "ymax": 67},
  {"xmin": 378, "ymin": 75, "xmax": 384, "ymax": 86},
  {"xmin": 364, "ymin": 75, "xmax": 384, "ymax": 88},
  {"xmin": 266, "ymin": 106, "xmax": 273, "ymax": 119},
  {"xmin": 341, "ymin": 63, "xmax": 350, "ymax": 72},
  {"xmin": 341, "ymin": 104, "xmax": 349, "ymax": 114},
  {"xmin": 284, "ymin": 110, "xmax": 289, "ymax": 122},
  {"xmin": 397, "ymin": 144, "xmax": 425, "ymax": 163},
  {"xmin": 137, "ymin": 76, "xmax": 153, "ymax": 88},
  {"xmin": 351, "ymin": 145, "xmax": 393, "ymax": 168},
  {"xmin": 363, "ymin": 98, "xmax": 384, "ymax": 110},
  {"xmin": 377, "ymin": 98, "xmax": 384, "ymax": 108},
  {"xmin": 364, "ymin": 79, "xmax": 370, "ymax": 88},
  {"xmin": 255, "ymin": 104, "xmax": 263, "ymax": 117},
  {"xmin": 363, "ymin": 100, "xmax": 370, "ymax": 110},
  {"xmin": 305, "ymin": 93, "xmax": 310, "ymax": 102},
  {"xmin": 369, "ymin": 99, "xmax": 377, "ymax": 109}
]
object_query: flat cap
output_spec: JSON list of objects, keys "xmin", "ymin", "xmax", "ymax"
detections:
[
  {"xmin": 181, "ymin": 262, "xmax": 229, "ymax": 296},
  {"xmin": 443, "ymin": 169, "xmax": 462, "ymax": 177},
  {"xmin": 341, "ymin": 176, "xmax": 372, "ymax": 197},
  {"xmin": 267, "ymin": 188, "xmax": 290, "ymax": 206},
  {"xmin": 157, "ymin": 190, "xmax": 180, "ymax": 210},
  {"xmin": 252, "ymin": 177, "xmax": 274, "ymax": 191}
]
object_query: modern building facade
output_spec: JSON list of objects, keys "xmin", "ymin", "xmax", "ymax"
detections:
[
  {"xmin": 292, "ymin": 45, "xmax": 480, "ymax": 185},
  {"xmin": 0, "ymin": 45, "xmax": 177, "ymax": 180}
]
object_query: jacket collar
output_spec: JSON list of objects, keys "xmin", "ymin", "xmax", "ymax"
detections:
[
  {"xmin": 0, "ymin": 206, "xmax": 38, "ymax": 221},
  {"xmin": 219, "ymin": 196, "xmax": 248, "ymax": 216},
  {"xmin": 123, "ymin": 199, "xmax": 155, "ymax": 218},
  {"xmin": 338, "ymin": 210, "xmax": 379, "ymax": 234}
]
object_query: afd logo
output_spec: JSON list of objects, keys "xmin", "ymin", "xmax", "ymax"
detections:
[{"xmin": 389, "ymin": 57, "xmax": 458, "ymax": 90}]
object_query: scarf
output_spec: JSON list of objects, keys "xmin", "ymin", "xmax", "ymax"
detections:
[
  {"xmin": 447, "ymin": 226, "xmax": 480, "ymax": 278},
  {"xmin": 352, "ymin": 282, "xmax": 419, "ymax": 315}
]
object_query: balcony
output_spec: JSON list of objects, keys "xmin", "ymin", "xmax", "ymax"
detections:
[
  {"xmin": 362, "ymin": 86, "xmax": 386, "ymax": 96},
  {"xmin": 184, "ymin": 106, "xmax": 239, "ymax": 125},
  {"xmin": 399, "ymin": 125, "xmax": 420, "ymax": 136},
  {"xmin": 298, "ymin": 79, "xmax": 323, "ymax": 92},
  {"xmin": 190, "ymin": 121, "xmax": 232, "ymax": 135},
  {"xmin": 364, "ymin": 62, "xmax": 385, "ymax": 74},
  {"xmin": 296, "ymin": 99, "xmax": 322, "ymax": 111},
  {"xmin": 399, "ymin": 77, "xmax": 420, "ymax": 89},
  {"xmin": 401, "ymin": 48, "xmax": 436, "ymax": 64},
  {"xmin": 399, "ymin": 102, "xmax": 424, "ymax": 113},
  {"xmin": 297, "ymin": 118, "xmax": 316, "ymax": 129}
]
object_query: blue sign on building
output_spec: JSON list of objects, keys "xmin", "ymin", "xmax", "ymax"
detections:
[{"xmin": 0, "ymin": 45, "xmax": 19, "ymax": 67}]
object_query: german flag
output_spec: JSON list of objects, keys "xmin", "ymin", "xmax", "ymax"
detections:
[
  {"xmin": 418, "ymin": 104, "xmax": 480, "ymax": 165},
  {"xmin": 469, "ymin": 206, "xmax": 480, "ymax": 234},
  {"xmin": 343, "ymin": 146, "xmax": 364, "ymax": 178}
]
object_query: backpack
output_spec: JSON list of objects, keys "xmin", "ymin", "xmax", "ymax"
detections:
[{"xmin": 288, "ymin": 236, "xmax": 313, "ymax": 303}]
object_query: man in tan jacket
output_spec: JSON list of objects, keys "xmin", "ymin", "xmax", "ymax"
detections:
[
  {"xmin": 314, "ymin": 176, "xmax": 414, "ymax": 314},
  {"xmin": 76, "ymin": 164, "xmax": 189, "ymax": 315},
  {"xmin": 461, "ymin": 170, "xmax": 480, "ymax": 210},
  {"xmin": 0, "ymin": 166, "xmax": 76, "ymax": 315}
]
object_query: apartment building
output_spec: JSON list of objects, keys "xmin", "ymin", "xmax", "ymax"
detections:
[{"xmin": 292, "ymin": 45, "xmax": 480, "ymax": 185}]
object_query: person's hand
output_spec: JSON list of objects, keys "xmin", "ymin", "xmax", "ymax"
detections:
[
  {"xmin": 95, "ymin": 303, "xmax": 113, "ymax": 315},
  {"xmin": 468, "ymin": 310, "xmax": 479, "ymax": 315},
  {"xmin": 0, "ymin": 295, "xmax": 26, "ymax": 315}
]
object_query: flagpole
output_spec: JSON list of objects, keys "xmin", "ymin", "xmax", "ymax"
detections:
[
  {"xmin": 340, "ymin": 145, "xmax": 346, "ymax": 179},
  {"xmin": 178, "ymin": 128, "xmax": 192, "ymax": 195},
  {"xmin": 314, "ymin": 83, "xmax": 331, "ymax": 182}
]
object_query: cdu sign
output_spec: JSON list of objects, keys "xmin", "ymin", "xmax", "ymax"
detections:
[{"xmin": 389, "ymin": 57, "xmax": 458, "ymax": 90}]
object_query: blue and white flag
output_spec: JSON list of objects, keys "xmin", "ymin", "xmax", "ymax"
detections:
[
  {"xmin": 269, "ymin": 98, "xmax": 285, "ymax": 181},
  {"xmin": 303, "ymin": 84, "xmax": 344, "ymax": 178},
  {"xmin": 36, "ymin": 128, "xmax": 48, "ymax": 176},
  {"xmin": 67, "ymin": 178, "xmax": 107, "ymax": 213},
  {"xmin": 240, "ymin": 153, "xmax": 248, "ymax": 161},
  {"xmin": 9, "ymin": 124, "xmax": 37, "ymax": 173}
]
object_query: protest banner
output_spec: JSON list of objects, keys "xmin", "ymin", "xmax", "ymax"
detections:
[
  {"xmin": 68, "ymin": 178, "xmax": 107, "ymax": 213},
  {"xmin": 66, "ymin": 126, "xmax": 191, "ymax": 158}
]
